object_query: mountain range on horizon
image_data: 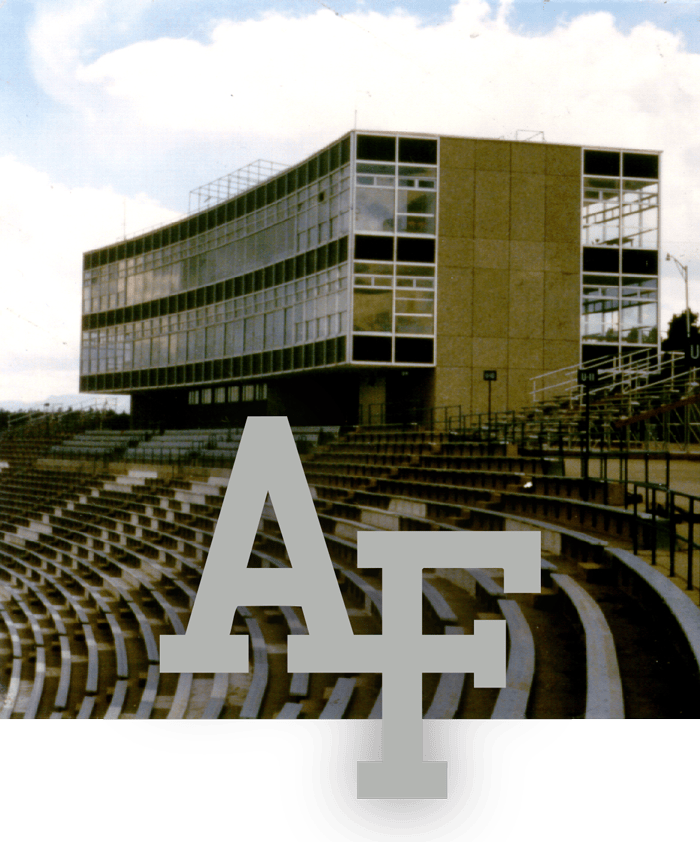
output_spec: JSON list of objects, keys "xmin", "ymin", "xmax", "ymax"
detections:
[{"xmin": 0, "ymin": 394, "xmax": 131, "ymax": 413}]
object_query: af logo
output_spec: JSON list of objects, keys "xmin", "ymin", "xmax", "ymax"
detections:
[{"xmin": 160, "ymin": 418, "xmax": 540, "ymax": 799}]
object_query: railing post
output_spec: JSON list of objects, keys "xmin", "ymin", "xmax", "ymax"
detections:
[
  {"xmin": 644, "ymin": 450, "xmax": 649, "ymax": 488},
  {"xmin": 558, "ymin": 420, "xmax": 564, "ymax": 467},
  {"xmin": 603, "ymin": 458, "xmax": 609, "ymax": 506},
  {"xmin": 688, "ymin": 497, "xmax": 695, "ymax": 592},
  {"xmin": 669, "ymin": 490, "xmax": 676, "ymax": 579},
  {"xmin": 633, "ymin": 486, "xmax": 639, "ymax": 555},
  {"xmin": 651, "ymin": 486, "xmax": 657, "ymax": 566}
]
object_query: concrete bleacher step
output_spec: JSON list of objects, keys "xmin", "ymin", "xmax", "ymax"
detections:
[
  {"xmin": 578, "ymin": 561, "xmax": 615, "ymax": 585},
  {"xmin": 5, "ymin": 425, "xmax": 700, "ymax": 722},
  {"xmin": 276, "ymin": 702, "xmax": 303, "ymax": 719},
  {"xmin": 531, "ymin": 586, "xmax": 559, "ymax": 610},
  {"xmin": 319, "ymin": 677, "xmax": 356, "ymax": 719},
  {"xmin": 492, "ymin": 599, "xmax": 536, "ymax": 720},
  {"xmin": 551, "ymin": 573, "xmax": 624, "ymax": 719}
]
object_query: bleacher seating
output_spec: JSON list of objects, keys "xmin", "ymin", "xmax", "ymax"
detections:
[{"xmin": 0, "ymin": 418, "xmax": 699, "ymax": 722}]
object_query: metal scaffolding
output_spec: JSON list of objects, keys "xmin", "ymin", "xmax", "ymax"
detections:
[{"xmin": 188, "ymin": 160, "xmax": 288, "ymax": 213}]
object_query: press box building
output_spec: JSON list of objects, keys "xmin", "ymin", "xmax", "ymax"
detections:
[{"xmin": 80, "ymin": 131, "xmax": 660, "ymax": 427}]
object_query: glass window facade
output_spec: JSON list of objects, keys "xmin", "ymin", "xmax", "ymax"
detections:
[
  {"xmin": 581, "ymin": 149, "xmax": 660, "ymax": 351},
  {"xmin": 79, "ymin": 133, "xmax": 661, "ymax": 405},
  {"xmin": 351, "ymin": 134, "xmax": 438, "ymax": 366},
  {"xmin": 80, "ymin": 131, "xmax": 439, "ymax": 395},
  {"xmin": 80, "ymin": 137, "xmax": 353, "ymax": 394}
]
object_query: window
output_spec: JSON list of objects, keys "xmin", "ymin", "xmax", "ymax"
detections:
[
  {"xmin": 397, "ymin": 189, "xmax": 436, "ymax": 234},
  {"xmin": 355, "ymin": 235, "xmax": 394, "ymax": 261},
  {"xmin": 582, "ymin": 177, "xmax": 620, "ymax": 247},
  {"xmin": 623, "ymin": 152, "xmax": 659, "ymax": 180},
  {"xmin": 355, "ymin": 187, "xmax": 395, "ymax": 232},
  {"xmin": 395, "ymin": 337, "xmax": 433, "ymax": 363},
  {"xmin": 582, "ymin": 147, "xmax": 659, "ymax": 350},
  {"xmin": 621, "ymin": 181, "xmax": 658, "ymax": 249},
  {"xmin": 584, "ymin": 150, "xmax": 620, "ymax": 176},
  {"xmin": 357, "ymin": 134, "xmax": 396, "ymax": 162},
  {"xmin": 397, "ymin": 237, "xmax": 435, "ymax": 263},
  {"xmin": 583, "ymin": 248, "xmax": 619, "ymax": 273},
  {"xmin": 205, "ymin": 323, "xmax": 224, "ymax": 359},
  {"xmin": 582, "ymin": 298, "xmax": 620, "ymax": 343},
  {"xmin": 398, "ymin": 137, "xmax": 437, "ymax": 165},
  {"xmin": 621, "ymin": 249, "xmax": 658, "ymax": 276},
  {"xmin": 621, "ymin": 301, "xmax": 657, "ymax": 344},
  {"xmin": 353, "ymin": 289, "xmax": 392, "ymax": 333},
  {"xmin": 352, "ymin": 335, "xmax": 391, "ymax": 361},
  {"xmin": 354, "ymin": 262, "xmax": 393, "ymax": 287},
  {"xmin": 394, "ymin": 289, "xmax": 434, "ymax": 335}
]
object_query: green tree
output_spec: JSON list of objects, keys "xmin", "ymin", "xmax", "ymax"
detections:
[{"xmin": 661, "ymin": 309, "xmax": 700, "ymax": 353}]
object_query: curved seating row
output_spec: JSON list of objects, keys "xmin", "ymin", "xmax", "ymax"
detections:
[
  {"xmin": 0, "ymin": 545, "xmax": 128, "ymax": 717},
  {"xmin": 491, "ymin": 599, "xmax": 536, "ymax": 720},
  {"xmin": 551, "ymin": 573, "xmax": 624, "ymax": 719},
  {"xmin": 0, "ymin": 607, "xmax": 23, "ymax": 718},
  {"xmin": 4, "ymin": 423, "xmax": 699, "ymax": 723},
  {"xmin": 0, "ymin": 479, "xmax": 200, "ymax": 718},
  {"xmin": 254, "ymin": 508, "xmax": 512, "ymax": 721},
  {"xmin": 305, "ymin": 465, "xmax": 700, "ymax": 718}
]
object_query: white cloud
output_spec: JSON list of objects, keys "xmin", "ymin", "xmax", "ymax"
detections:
[
  {"xmin": 17, "ymin": 0, "xmax": 700, "ymax": 399},
  {"xmin": 27, "ymin": 2, "xmax": 698, "ymax": 142},
  {"xmin": 0, "ymin": 155, "xmax": 177, "ymax": 402}
]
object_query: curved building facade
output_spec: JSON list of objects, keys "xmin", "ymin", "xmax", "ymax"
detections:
[{"xmin": 80, "ymin": 131, "xmax": 660, "ymax": 427}]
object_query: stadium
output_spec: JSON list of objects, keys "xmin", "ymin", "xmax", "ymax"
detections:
[{"xmin": 1, "ymin": 130, "xmax": 699, "ymax": 721}]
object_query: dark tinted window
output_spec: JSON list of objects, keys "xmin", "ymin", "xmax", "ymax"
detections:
[
  {"xmin": 357, "ymin": 134, "xmax": 396, "ymax": 162},
  {"xmin": 584, "ymin": 150, "xmax": 620, "ymax": 177},
  {"xmin": 319, "ymin": 150, "xmax": 329, "ymax": 178},
  {"xmin": 395, "ymin": 337, "xmax": 433, "ymax": 363},
  {"xmin": 398, "ymin": 138, "xmax": 437, "ymax": 165},
  {"xmin": 340, "ymin": 136, "xmax": 351, "ymax": 165},
  {"xmin": 285, "ymin": 169, "xmax": 296, "ymax": 194},
  {"xmin": 307, "ymin": 156, "xmax": 318, "ymax": 183},
  {"xmin": 623, "ymin": 153, "xmax": 659, "ymax": 180},
  {"xmin": 397, "ymin": 237, "xmax": 435, "ymax": 263},
  {"xmin": 622, "ymin": 249, "xmax": 658, "ymax": 275},
  {"xmin": 352, "ymin": 335, "xmax": 392, "ymax": 362},
  {"xmin": 255, "ymin": 186, "xmax": 265, "ymax": 210},
  {"xmin": 583, "ymin": 247, "xmax": 619, "ymax": 273},
  {"xmin": 355, "ymin": 235, "xmax": 394, "ymax": 261}
]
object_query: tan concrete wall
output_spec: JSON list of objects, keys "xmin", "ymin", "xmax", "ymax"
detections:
[{"xmin": 436, "ymin": 136, "xmax": 580, "ymax": 416}]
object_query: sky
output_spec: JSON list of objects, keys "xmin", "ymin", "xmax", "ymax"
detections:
[{"xmin": 1, "ymin": 0, "xmax": 700, "ymax": 409}]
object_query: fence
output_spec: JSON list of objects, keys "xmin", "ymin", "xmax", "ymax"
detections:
[{"xmin": 627, "ymin": 481, "xmax": 700, "ymax": 594}]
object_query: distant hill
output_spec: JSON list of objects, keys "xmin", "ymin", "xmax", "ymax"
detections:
[{"xmin": 0, "ymin": 394, "xmax": 130, "ymax": 413}]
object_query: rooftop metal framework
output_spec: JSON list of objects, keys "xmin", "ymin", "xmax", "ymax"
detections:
[{"xmin": 188, "ymin": 159, "xmax": 288, "ymax": 213}]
